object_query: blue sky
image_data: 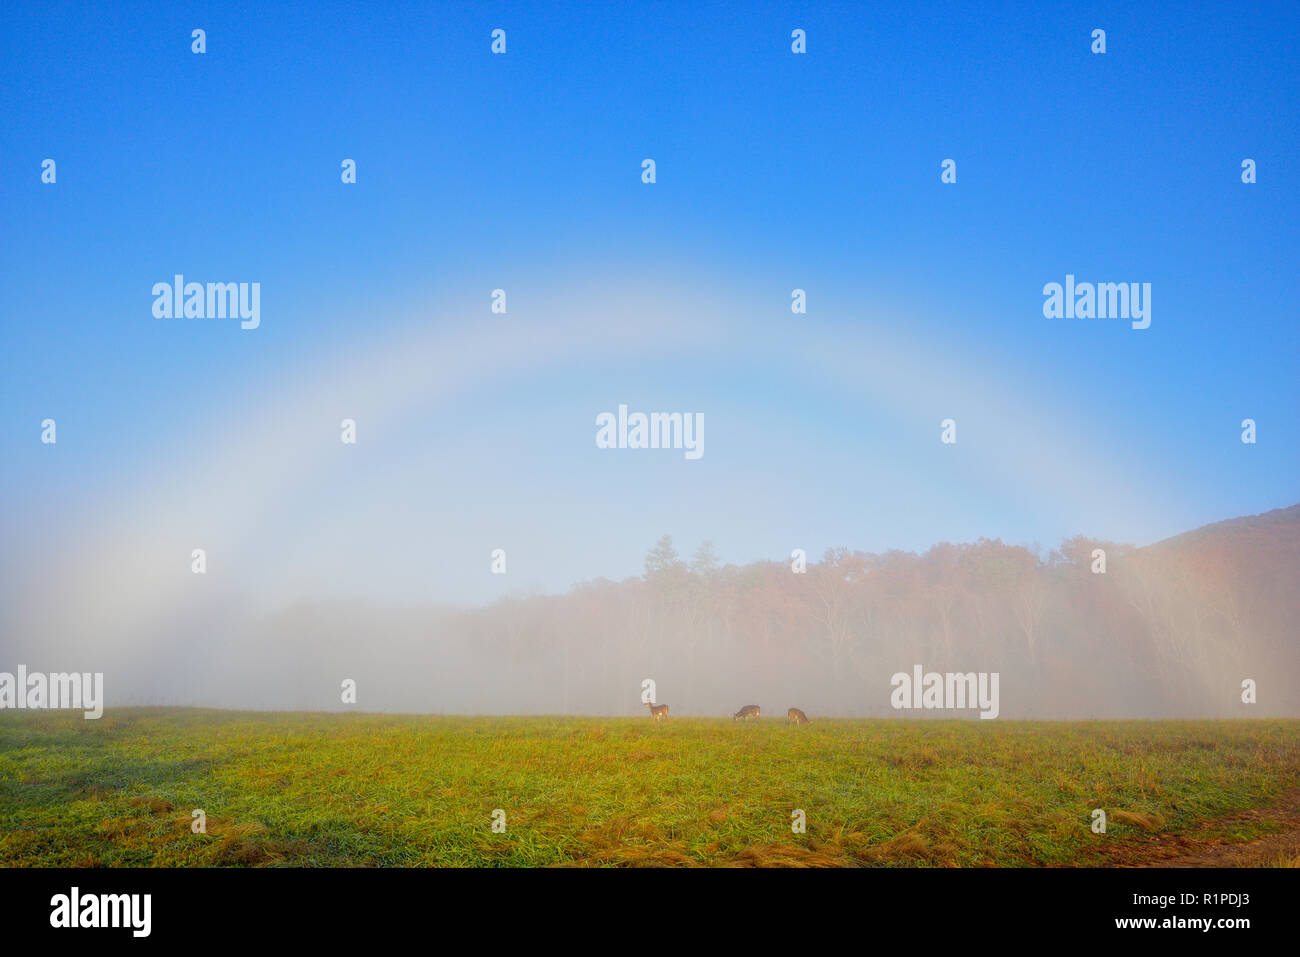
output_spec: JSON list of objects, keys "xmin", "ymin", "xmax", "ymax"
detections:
[{"xmin": 1, "ymin": 0, "xmax": 1297, "ymax": 612}]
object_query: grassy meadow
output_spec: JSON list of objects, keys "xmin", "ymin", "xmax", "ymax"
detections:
[{"xmin": 1, "ymin": 709, "xmax": 1297, "ymax": 867}]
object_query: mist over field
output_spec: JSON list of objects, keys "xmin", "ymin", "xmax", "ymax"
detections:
[{"xmin": 3, "ymin": 502, "xmax": 1295, "ymax": 718}]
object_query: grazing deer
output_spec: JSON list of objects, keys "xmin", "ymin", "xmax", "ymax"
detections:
[
  {"xmin": 646, "ymin": 701, "xmax": 669, "ymax": 722},
  {"xmin": 733, "ymin": 704, "xmax": 761, "ymax": 721},
  {"xmin": 787, "ymin": 708, "xmax": 809, "ymax": 725}
]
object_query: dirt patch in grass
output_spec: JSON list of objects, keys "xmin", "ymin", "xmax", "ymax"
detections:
[{"xmin": 1095, "ymin": 788, "xmax": 1300, "ymax": 867}]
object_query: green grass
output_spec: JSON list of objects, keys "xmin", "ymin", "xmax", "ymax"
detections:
[{"xmin": 1, "ymin": 709, "xmax": 1297, "ymax": 867}]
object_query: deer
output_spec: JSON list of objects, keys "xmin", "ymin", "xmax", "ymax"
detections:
[
  {"xmin": 646, "ymin": 701, "xmax": 669, "ymax": 722},
  {"xmin": 787, "ymin": 707, "xmax": 809, "ymax": 725},
  {"xmin": 733, "ymin": 704, "xmax": 761, "ymax": 721}
]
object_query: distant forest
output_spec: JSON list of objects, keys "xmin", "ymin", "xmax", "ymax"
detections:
[{"xmin": 226, "ymin": 506, "xmax": 1300, "ymax": 718}]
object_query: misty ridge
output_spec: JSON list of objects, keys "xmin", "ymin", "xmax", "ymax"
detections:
[{"xmin": 174, "ymin": 505, "xmax": 1300, "ymax": 719}]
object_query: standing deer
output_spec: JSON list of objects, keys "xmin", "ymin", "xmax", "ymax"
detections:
[
  {"xmin": 733, "ymin": 704, "xmax": 761, "ymax": 721},
  {"xmin": 787, "ymin": 708, "xmax": 809, "ymax": 725},
  {"xmin": 646, "ymin": 701, "xmax": 669, "ymax": 722}
]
